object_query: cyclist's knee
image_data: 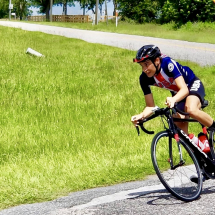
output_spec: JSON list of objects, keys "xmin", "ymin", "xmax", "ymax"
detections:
[{"xmin": 186, "ymin": 106, "xmax": 199, "ymax": 117}]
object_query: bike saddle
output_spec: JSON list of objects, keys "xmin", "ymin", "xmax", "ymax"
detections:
[{"xmin": 201, "ymin": 100, "xmax": 209, "ymax": 109}]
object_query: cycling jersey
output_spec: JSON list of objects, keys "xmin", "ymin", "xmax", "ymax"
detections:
[{"xmin": 139, "ymin": 55, "xmax": 196, "ymax": 95}]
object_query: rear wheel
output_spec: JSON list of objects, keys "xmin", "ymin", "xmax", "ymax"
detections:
[{"xmin": 151, "ymin": 131, "xmax": 203, "ymax": 202}]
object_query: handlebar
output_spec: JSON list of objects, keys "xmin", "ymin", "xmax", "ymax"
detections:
[
  {"xmin": 136, "ymin": 123, "xmax": 154, "ymax": 136},
  {"xmin": 135, "ymin": 104, "xmax": 192, "ymax": 136},
  {"xmin": 135, "ymin": 100, "xmax": 209, "ymax": 136},
  {"xmin": 135, "ymin": 107, "xmax": 169, "ymax": 136}
]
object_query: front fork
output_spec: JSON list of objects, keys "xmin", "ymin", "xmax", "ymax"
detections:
[
  {"xmin": 166, "ymin": 111, "xmax": 185, "ymax": 169},
  {"xmin": 168, "ymin": 133, "xmax": 185, "ymax": 170}
]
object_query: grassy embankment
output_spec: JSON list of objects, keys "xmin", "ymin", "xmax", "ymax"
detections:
[{"xmin": 0, "ymin": 22, "xmax": 215, "ymax": 209}]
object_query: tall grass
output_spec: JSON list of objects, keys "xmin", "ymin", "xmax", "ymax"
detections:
[
  {"xmin": 25, "ymin": 20, "xmax": 215, "ymax": 44},
  {"xmin": 0, "ymin": 25, "xmax": 214, "ymax": 209}
]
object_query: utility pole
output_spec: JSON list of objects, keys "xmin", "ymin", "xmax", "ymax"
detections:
[
  {"xmin": 105, "ymin": 0, "xmax": 108, "ymax": 25},
  {"xmin": 9, "ymin": 0, "xmax": 12, "ymax": 20},
  {"xmin": 95, "ymin": 0, "xmax": 99, "ymax": 25},
  {"xmin": 50, "ymin": 0, "xmax": 53, "ymax": 22}
]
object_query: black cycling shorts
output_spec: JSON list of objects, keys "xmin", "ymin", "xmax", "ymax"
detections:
[
  {"xmin": 188, "ymin": 77, "xmax": 205, "ymax": 104},
  {"xmin": 171, "ymin": 77, "xmax": 206, "ymax": 111}
]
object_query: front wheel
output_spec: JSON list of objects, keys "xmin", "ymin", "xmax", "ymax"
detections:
[{"xmin": 151, "ymin": 131, "xmax": 203, "ymax": 202}]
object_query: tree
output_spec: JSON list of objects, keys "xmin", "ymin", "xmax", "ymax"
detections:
[
  {"xmin": 0, "ymin": 0, "xmax": 9, "ymax": 18},
  {"xmin": 78, "ymin": 0, "xmax": 90, "ymax": 15},
  {"xmin": 31, "ymin": 0, "xmax": 74, "ymax": 20},
  {"xmin": 14, "ymin": 0, "xmax": 32, "ymax": 20},
  {"xmin": 113, "ymin": 0, "xmax": 117, "ymax": 16},
  {"xmin": 160, "ymin": 0, "xmax": 215, "ymax": 24},
  {"xmin": 55, "ymin": 0, "xmax": 75, "ymax": 15},
  {"xmin": 0, "ymin": 0, "xmax": 32, "ymax": 19},
  {"xmin": 30, "ymin": 0, "xmax": 50, "ymax": 20},
  {"xmin": 78, "ymin": 0, "xmax": 104, "ymax": 15},
  {"xmin": 117, "ymin": 0, "xmax": 215, "ymax": 24},
  {"xmin": 118, "ymin": 0, "xmax": 160, "ymax": 23}
]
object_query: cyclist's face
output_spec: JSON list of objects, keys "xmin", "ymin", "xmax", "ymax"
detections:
[{"xmin": 139, "ymin": 59, "xmax": 156, "ymax": 77}]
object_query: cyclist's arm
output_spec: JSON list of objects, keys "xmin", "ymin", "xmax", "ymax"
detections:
[
  {"xmin": 166, "ymin": 76, "xmax": 189, "ymax": 108},
  {"xmin": 131, "ymin": 93, "xmax": 156, "ymax": 125},
  {"xmin": 145, "ymin": 93, "xmax": 155, "ymax": 107}
]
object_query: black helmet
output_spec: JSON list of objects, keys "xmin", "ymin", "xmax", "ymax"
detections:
[{"xmin": 133, "ymin": 45, "xmax": 161, "ymax": 63}]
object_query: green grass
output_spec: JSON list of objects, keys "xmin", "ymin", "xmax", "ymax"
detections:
[
  {"xmin": 0, "ymin": 24, "xmax": 215, "ymax": 210},
  {"xmin": 23, "ymin": 20, "xmax": 215, "ymax": 44}
]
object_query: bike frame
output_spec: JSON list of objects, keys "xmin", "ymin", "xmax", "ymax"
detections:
[
  {"xmin": 138, "ymin": 107, "xmax": 215, "ymax": 178},
  {"xmin": 173, "ymin": 118, "xmax": 215, "ymax": 168},
  {"xmin": 176, "ymin": 127, "xmax": 215, "ymax": 176}
]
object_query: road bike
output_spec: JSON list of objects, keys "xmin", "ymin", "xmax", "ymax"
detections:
[{"xmin": 135, "ymin": 100, "xmax": 215, "ymax": 201}]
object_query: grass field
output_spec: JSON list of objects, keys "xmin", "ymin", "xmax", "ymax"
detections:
[{"xmin": 0, "ymin": 23, "xmax": 215, "ymax": 209}]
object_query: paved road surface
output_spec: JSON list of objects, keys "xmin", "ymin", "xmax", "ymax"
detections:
[
  {"xmin": 0, "ymin": 21, "xmax": 215, "ymax": 66},
  {"xmin": 1, "ymin": 175, "xmax": 215, "ymax": 215},
  {"xmin": 0, "ymin": 21, "xmax": 215, "ymax": 215}
]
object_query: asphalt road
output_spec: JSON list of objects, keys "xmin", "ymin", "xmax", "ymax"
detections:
[
  {"xmin": 1, "ymin": 175, "xmax": 215, "ymax": 215},
  {"xmin": 0, "ymin": 21, "xmax": 215, "ymax": 66},
  {"xmin": 0, "ymin": 21, "xmax": 215, "ymax": 215}
]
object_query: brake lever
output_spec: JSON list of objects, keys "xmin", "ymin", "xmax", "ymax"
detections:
[{"xmin": 136, "ymin": 126, "xmax": 140, "ymax": 136}]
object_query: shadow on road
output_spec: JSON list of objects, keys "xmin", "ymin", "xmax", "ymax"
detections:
[
  {"xmin": 127, "ymin": 184, "xmax": 215, "ymax": 205},
  {"xmin": 128, "ymin": 189, "xmax": 184, "ymax": 205}
]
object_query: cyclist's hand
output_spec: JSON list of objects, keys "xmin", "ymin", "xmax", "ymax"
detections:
[
  {"xmin": 165, "ymin": 97, "xmax": 176, "ymax": 108},
  {"xmin": 131, "ymin": 107, "xmax": 155, "ymax": 126},
  {"xmin": 131, "ymin": 114, "xmax": 143, "ymax": 126}
]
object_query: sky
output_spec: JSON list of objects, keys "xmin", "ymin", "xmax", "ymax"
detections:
[{"xmin": 30, "ymin": 1, "xmax": 114, "ymax": 17}]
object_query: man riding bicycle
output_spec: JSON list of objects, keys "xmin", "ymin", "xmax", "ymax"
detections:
[{"xmin": 131, "ymin": 44, "xmax": 215, "ymax": 134}]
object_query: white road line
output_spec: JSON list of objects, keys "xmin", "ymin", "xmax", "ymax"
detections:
[
  {"xmin": 71, "ymin": 183, "xmax": 165, "ymax": 210},
  {"xmin": 71, "ymin": 167, "xmax": 193, "ymax": 211}
]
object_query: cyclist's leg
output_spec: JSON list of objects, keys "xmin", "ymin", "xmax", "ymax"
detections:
[
  {"xmin": 173, "ymin": 112, "xmax": 189, "ymax": 134},
  {"xmin": 185, "ymin": 81, "xmax": 212, "ymax": 182},
  {"xmin": 185, "ymin": 82, "xmax": 213, "ymax": 127},
  {"xmin": 186, "ymin": 78, "xmax": 214, "ymax": 127},
  {"xmin": 173, "ymin": 100, "xmax": 189, "ymax": 134},
  {"xmin": 170, "ymin": 91, "xmax": 189, "ymax": 134}
]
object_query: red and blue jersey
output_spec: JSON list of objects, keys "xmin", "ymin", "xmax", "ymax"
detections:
[{"xmin": 139, "ymin": 55, "xmax": 196, "ymax": 95}]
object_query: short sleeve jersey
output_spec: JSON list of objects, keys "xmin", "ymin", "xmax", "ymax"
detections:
[{"xmin": 139, "ymin": 55, "xmax": 196, "ymax": 95}]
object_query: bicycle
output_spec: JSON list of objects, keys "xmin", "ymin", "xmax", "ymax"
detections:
[{"xmin": 135, "ymin": 100, "xmax": 215, "ymax": 201}]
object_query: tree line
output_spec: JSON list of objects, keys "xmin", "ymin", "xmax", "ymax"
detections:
[
  {"xmin": 0, "ymin": 0, "xmax": 114, "ymax": 20},
  {"xmin": 119, "ymin": 0, "xmax": 215, "ymax": 25},
  {"xmin": 1, "ymin": 0, "xmax": 215, "ymax": 25}
]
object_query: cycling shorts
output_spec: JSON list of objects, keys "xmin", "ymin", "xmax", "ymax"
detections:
[{"xmin": 171, "ymin": 77, "xmax": 206, "ymax": 111}]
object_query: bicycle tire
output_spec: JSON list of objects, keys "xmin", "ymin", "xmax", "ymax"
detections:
[{"xmin": 151, "ymin": 130, "xmax": 203, "ymax": 202}]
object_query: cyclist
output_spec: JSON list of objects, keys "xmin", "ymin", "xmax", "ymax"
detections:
[
  {"xmin": 131, "ymin": 44, "xmax": 215, "ymax": 183},
  {"xmin": 131, "ymin": 44, "xmax": 215, "ymax": 134}
]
